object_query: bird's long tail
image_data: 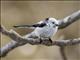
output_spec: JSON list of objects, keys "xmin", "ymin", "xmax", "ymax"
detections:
[
  {"xmin": 13, "ymin": 23, "xmax": 42, "ymax": 29},
  {"xmin": 13, "ymin": 25, "xmax": 32, "ymax": 28},
  {"xmin": 13, "ymin": 23, "xmax": 46, "ymax": 28},
  {"xmin": 13, "ymin": 24, "xmax": 36, "ymax": 29}
]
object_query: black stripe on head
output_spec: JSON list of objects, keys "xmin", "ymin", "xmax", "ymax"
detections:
[{"xmin": 45, "ymin": 18, "xmax": 49, "ymax": 21}]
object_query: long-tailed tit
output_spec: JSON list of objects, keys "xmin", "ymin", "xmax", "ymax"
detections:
[{"xmin": 13, "ymin": 17, "xmax": 59, "ymax": 43}]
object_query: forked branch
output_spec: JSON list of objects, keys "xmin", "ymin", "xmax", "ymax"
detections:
[{"xmin": 0, "ymin": 10, "xmax": 80, "ymax": 57}]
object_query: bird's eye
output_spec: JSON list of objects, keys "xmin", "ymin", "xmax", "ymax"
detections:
[{"xmin": 52, "ymin": 22, "xmax": 54, "ymax": 24}]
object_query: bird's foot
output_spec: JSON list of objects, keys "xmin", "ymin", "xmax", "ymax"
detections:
[
  {"xmin": 39, "ymin": 38, "xmax": 52, "ymax": 44},
  {"xmin": 49, "ymin": 38, "xmax": 52, "ymax": 43},
  {"xmin": 39, "ymin": 38, "xmax": 43, "ymax": 43}
]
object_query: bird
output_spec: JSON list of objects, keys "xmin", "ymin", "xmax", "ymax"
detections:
[{"xmin": 13, "ymin": 17, "xmax": 59, "ymax": 43}]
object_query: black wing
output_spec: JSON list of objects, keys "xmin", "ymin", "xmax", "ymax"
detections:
[
  {"xmin": 32, "ymin": 23, "xmax": 46, "ymax": 27},
  {"xmin": 13, "ymin": 23, "xmax": 46, "ymax": 28}
]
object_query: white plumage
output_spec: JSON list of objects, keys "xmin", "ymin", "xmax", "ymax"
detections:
[{"xmin": 14, "ymin": 17, "xmax": 59, "ymax": 41}]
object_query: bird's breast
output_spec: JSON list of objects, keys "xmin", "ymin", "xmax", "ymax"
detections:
[{"xmin": 34, "ymin": 26, "xmax": 58, "ymax": 38}]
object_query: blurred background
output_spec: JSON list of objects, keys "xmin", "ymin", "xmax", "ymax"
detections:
[{"xmin": 1, "ymin": 1, "xmax": 80, "ymax": 60}]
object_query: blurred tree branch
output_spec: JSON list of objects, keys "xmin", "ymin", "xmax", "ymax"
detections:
[
  {"xmin": 58, "ymin": 10, "xmax": 80, "ymax": 29},
  {"xmin": 0, "ymin": 10, "xmax": 80, "ymax": 57},
  {"xmin": 60, "ymin": 46, "xmax": 67, "ymax": 60}
]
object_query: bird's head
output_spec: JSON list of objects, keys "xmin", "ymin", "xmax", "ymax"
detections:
[{"xmin": 45, "ymin": 17, "xmax": 59, "ymax": 27}]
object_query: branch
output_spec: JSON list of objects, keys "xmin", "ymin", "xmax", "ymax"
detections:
[
  {"xmin": 58, "ymin": 10, "xmax": 80, "ymax": 29},
  {"xmin": 60, "ymin": 46, "xmax": 67, "ymax": 60},
  {"xmin": 0, "ymin": 10, "xmax": 80, "ymax": 57},
  {"xmin": 0, "ymin": 41, "xmax": 19, "ymax": 57},
  {"xmin": 1, "ymin": 25, "xmax": 80, "ymax": 46},
  {"xmin": 0, "ymin": 25, "xmax": 80, "ymax": 57}
]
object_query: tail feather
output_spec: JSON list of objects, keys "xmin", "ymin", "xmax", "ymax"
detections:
[
  {"xmin": 13, "ymin": 23, "xmax": 46, "ymax": 28},
  {"xmin": 13, "ymin": 25, "xmax": 36, "ymax": 30},
  {"xmin": 13, "ymin": 25, "xmax": 31, "ymax": 28}
]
